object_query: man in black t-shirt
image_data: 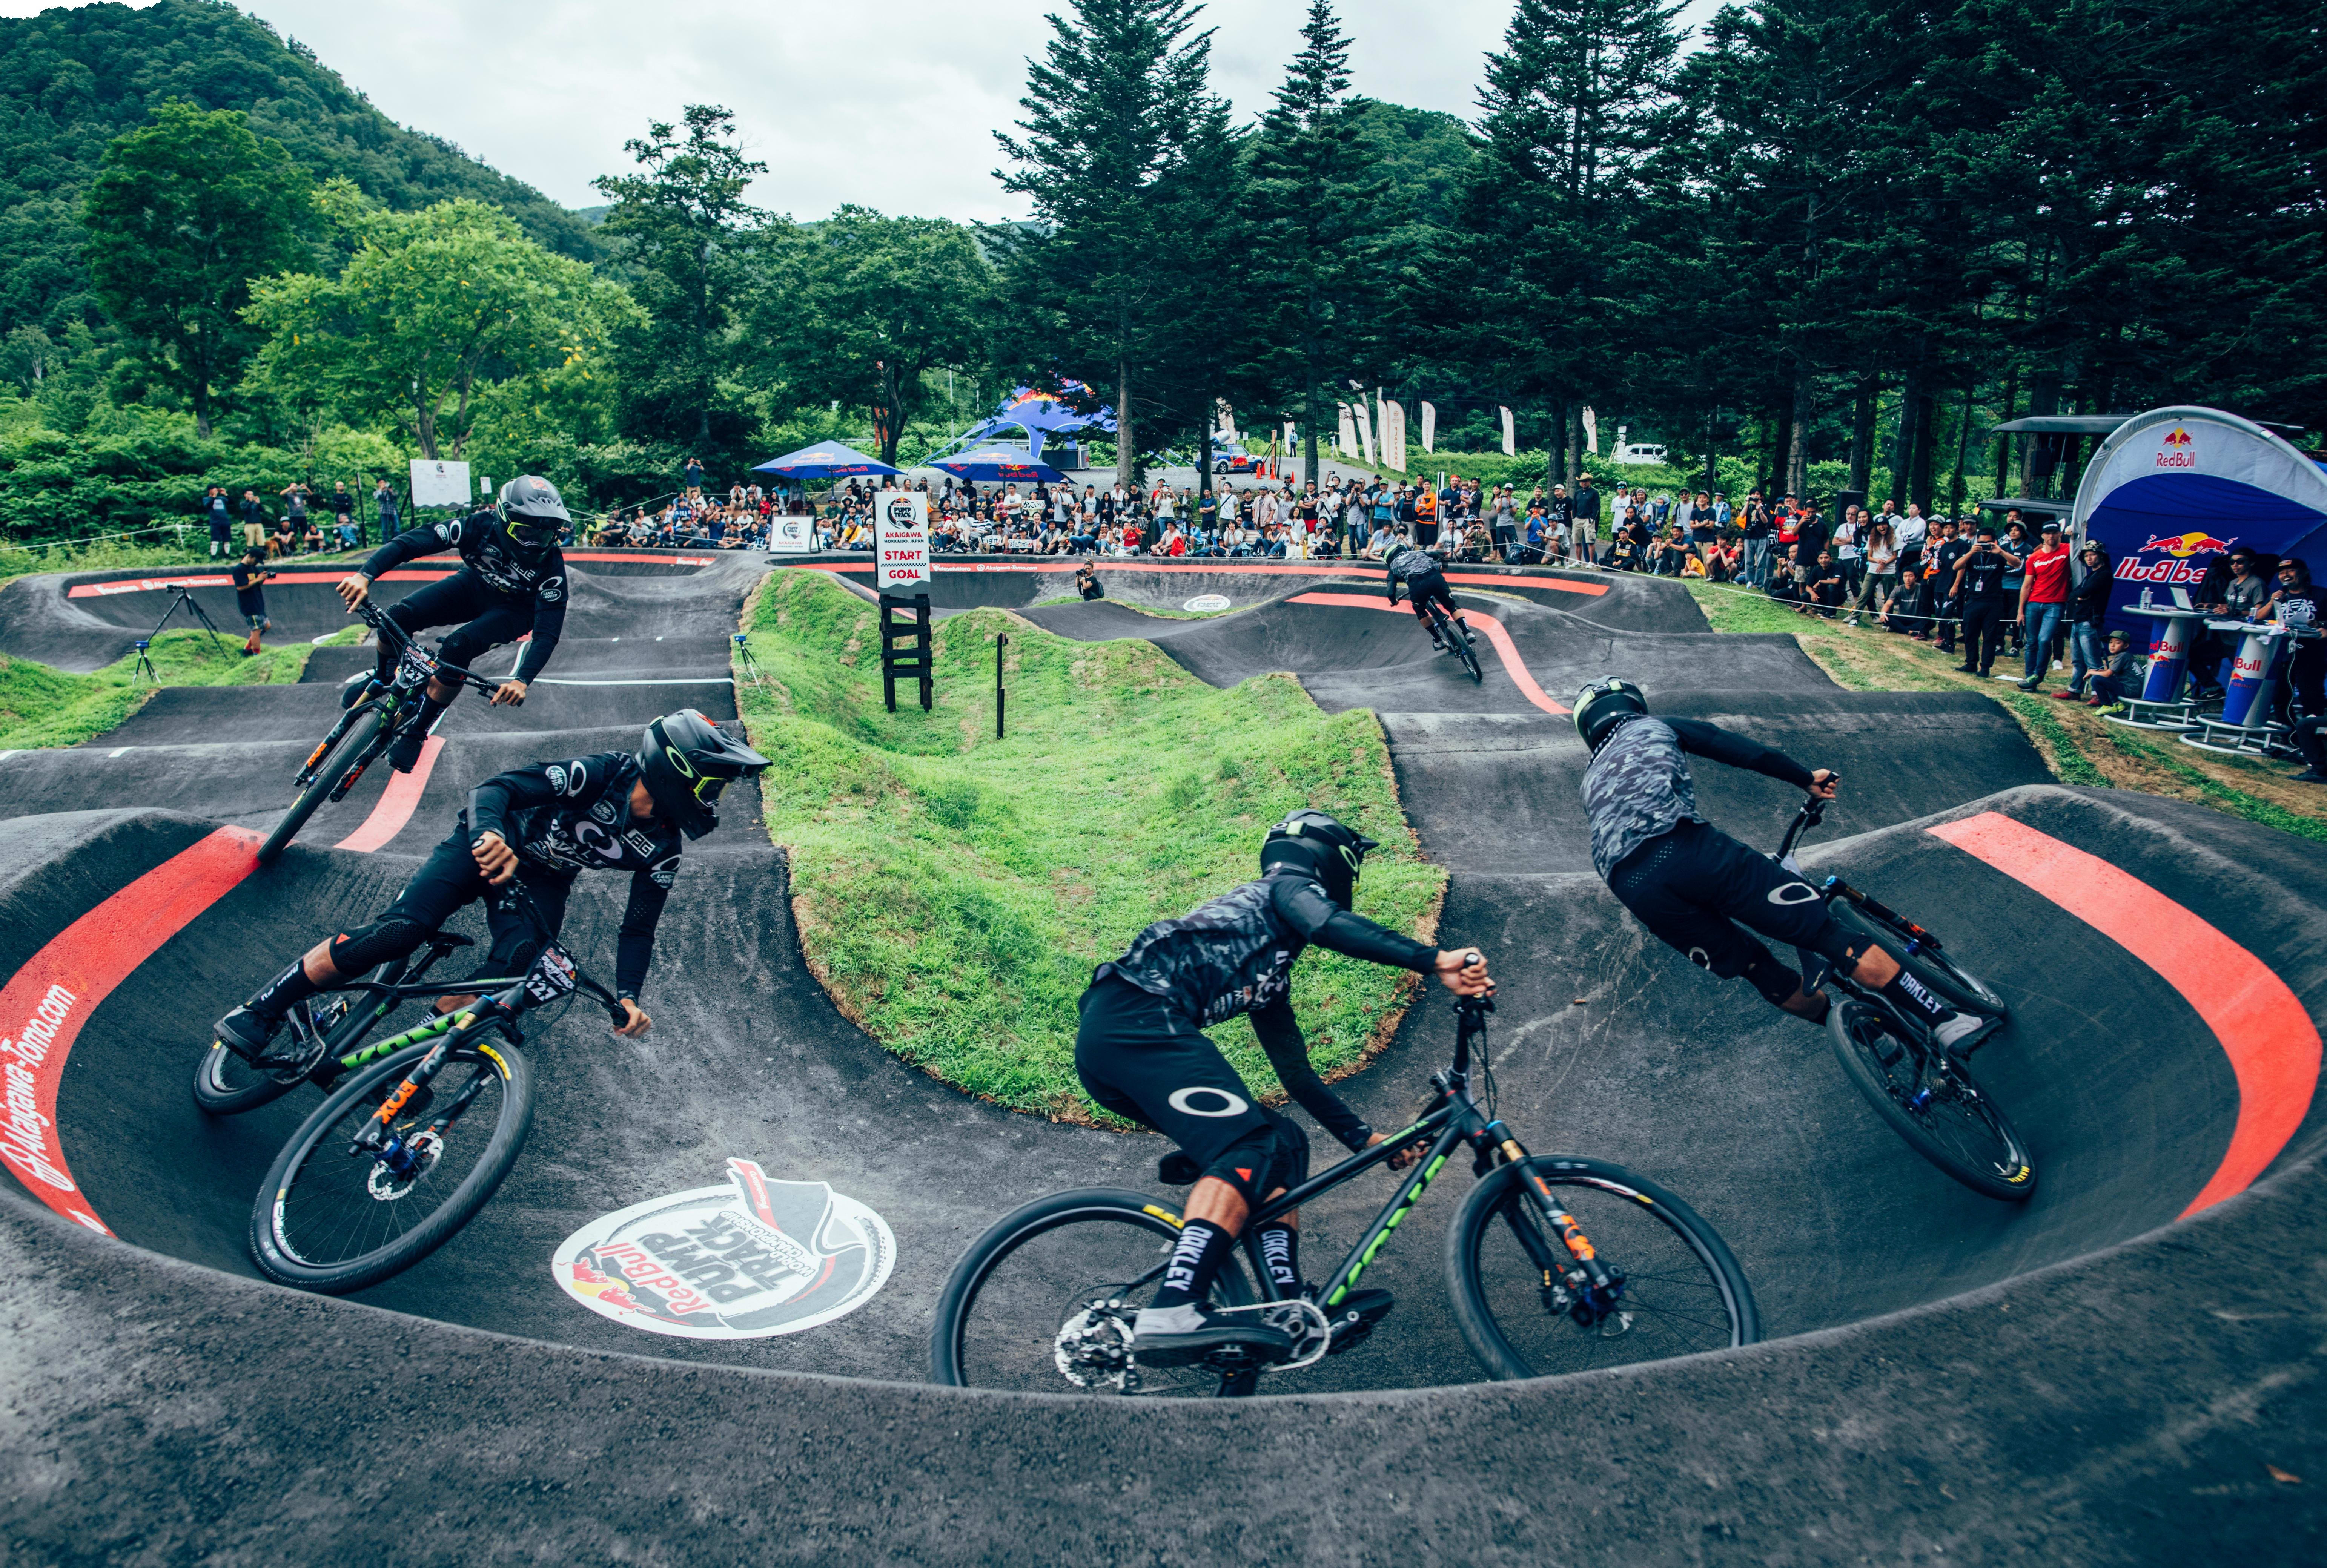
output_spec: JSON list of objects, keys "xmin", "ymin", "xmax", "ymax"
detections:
[
  {"xmin": 1928, "ymin": 521, "xmax": 1972, "ymax": 653},
  {"xmin": 201, "ymin": 486, "xmax": 234, "ymax": 558},
  {"xmin": 231, "ymin": 546, "xmax": 273, "ymax": 655},
  {"xmin": 1950, "ymin": 526, "xmax": 2018, "ymax": 676}
]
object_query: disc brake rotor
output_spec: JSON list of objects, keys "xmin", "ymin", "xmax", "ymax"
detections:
[
  {"xmin": 366, "ymin": 1129, "xmax": 442, "ymax": 1201},
  {"xmin": 1053, "ymin": 1300, "xmax": 1136, "ymax": 1391}
]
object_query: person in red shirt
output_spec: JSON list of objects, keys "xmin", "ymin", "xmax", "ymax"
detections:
[{"xmin": 2016, "ymin": 522, "xmax": 2074, "ymax": 691}]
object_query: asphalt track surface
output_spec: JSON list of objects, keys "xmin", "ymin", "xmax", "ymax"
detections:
[{"xmin": 1, "ymin": 552, "xmax": 2322, "ymax": 1562}]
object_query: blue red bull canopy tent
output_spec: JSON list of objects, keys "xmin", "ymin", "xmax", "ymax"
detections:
[
  {"xmin": 750, "ymin": 441, "xmax": 901, "ymax": 480},
  {"xmin": 2073, "ymin": 406, "xmax": 2327, "ymax": 635}
]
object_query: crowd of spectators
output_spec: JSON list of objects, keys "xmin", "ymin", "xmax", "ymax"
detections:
[
  {"xmin": 196, "ymin": 479, "xmax": 387, "ymax": 559},
  {"xmin": 588, "ymin": 482, "xmax": 795, "ymax": 550}
]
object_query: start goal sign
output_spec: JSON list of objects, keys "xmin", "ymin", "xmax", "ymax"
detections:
[{"xmin": 874, "ymin": 489, "xmax": 929, "ymax": 591}]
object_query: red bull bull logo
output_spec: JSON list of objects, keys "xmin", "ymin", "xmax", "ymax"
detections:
[
  {"xmin": 2155, "ymin": 426, "xmax": 2197, "ymax": 469},
  {"xmin": 2117, "ymin": 530, "xmax": 2235, "ymax": 587}
]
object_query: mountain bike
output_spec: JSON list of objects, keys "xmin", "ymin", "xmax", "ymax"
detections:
[
  {"xmin": 1420, "ymin": 596, "xmax": 1484, "ymax": 683},
  {"xmin": 192, "ymin": 931, "xmax": 509, "ymax": 1117},
  {"xmin": 929, "ymin": 991, "xmax": 1759, "ymax": 1398},
  {"xmin": 247, "ymin": 933, "xmax": 624, "ymax": 1294},
  {"xmin": 1777, "ymin": 798, "xmax": 2035, "ymax": 1200},
  {"xmin": 255, "ymin": 601, "xmax": 504, "ymax": 864}
]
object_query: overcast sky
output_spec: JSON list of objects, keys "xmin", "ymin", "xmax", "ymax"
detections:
[{"xmin": 5, "ymin": 0, "xmax": 1714, "ymax": 221}]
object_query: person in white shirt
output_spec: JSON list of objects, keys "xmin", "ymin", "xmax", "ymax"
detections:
[
  {"xmin": 1895, "ymin": 502, "xmax": 1929, "ymax": 575},
  {"xmin": 1219, "ymin": 488, "xmax": 1239, "ymax": 530}
]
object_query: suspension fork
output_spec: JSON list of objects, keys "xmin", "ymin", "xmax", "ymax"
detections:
[
  {"xmin": 349, "ymin": 1009, "xmax": 488, "ymax": 1152},
  {"xmin": 1484, "ymin": 1122, "xmax": 1619, "ymax": 1295}
]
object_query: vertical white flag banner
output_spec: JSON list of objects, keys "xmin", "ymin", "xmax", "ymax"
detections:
[
  {"xmin": 1582, "ymin": 407, "xmax": 1600, "ymax": 455},
  {"xmin": 1337, "ymin": 403, "xmax": 1358, "ymax": 458},
  {"xmin": 1382, "ymin": 401, "xmax": 1407, "ymax": 472},
  {"xmin": 1499, "ymin": 406, "xmax": 1517, "ymax": 456},
  {"xmin": 1420, "ymin": 401, "xmax": 1436, "ymax": 454},
  {"xmin": 1356, "ymin": 402, "xmax": 1376, "ymax": 465}
]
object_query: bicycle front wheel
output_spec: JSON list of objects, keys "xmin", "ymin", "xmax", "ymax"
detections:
[
  {"xmin": 258, "ymin": 707, "xmax": 387, "ymax": 864},
  {"xmin": 1828, "ymin": 997, "xmax": 2036, "ymax": 1201},
  {"xmin": 1453, "ymin": 615, "xmax": 1484, "ymax": 683},
  {"xmin": 249, "ymin": 1036, "xmax": 533, "ymax": 1293},
  {"xmin": 929, "ymin": 1189, "xmax": 1258, "ymax": 1396},
  {"xmin": 1447, "ymin": 1156, "xmax": 1760, "ymax": 1381}
]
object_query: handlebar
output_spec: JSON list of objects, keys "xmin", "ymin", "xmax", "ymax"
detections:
[{"xmin": 353, "ymin": 601, "xmax": 507, "ymax": 700}]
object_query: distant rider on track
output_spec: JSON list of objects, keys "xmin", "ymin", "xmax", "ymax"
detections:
[
  {"xmin": 1571, "ymin": 678, "xmax": 1988, "ymax": 1049},
  {"xmin": 336, "ymin": 475, "xmax": 574, "ymax": 772},
  {"xmin": 212, "ymin": 711, "xmax": 768, "ymax": 1060},
  {"xmin": 1382, "ymin": 535, "xmax": 1471, "ymax": 650},
  {"xmin": 1075, "ymin": 808, "xmax": 1495, "ymax": 1369}
]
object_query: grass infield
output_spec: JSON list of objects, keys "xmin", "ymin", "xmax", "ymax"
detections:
[
  {"xmin": 0, "ymin": 625, "xmax": 360, "ymax": 750},
  {"xmin": 733, "ymin": 568, "xmax": 1446, "ymax": 1125}
]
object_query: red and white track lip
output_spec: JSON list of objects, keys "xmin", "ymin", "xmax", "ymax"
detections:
[
  {"xmin": 801, "ymin": 559, "xmax": 1612, "ymax": 597},
  {"xmin": 65, "ymin": 553, "xmax": 714, "ymax": 598},
  {"xmin": 1929, "ymin": 812, "xmax": 2321, "ymax": 1216}
]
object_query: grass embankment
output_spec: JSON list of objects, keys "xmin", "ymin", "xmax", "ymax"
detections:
[
  {"xmin": 1683, "ymin": 578, "xmax": 2327, "ymax": 845},
  {"xmin": 0, "ymin": 627, "xmax": 359, "ymax": 750},
  {"xmin": 733, "ymin": 568, "xmax": 1445, "ymax": 1124}
]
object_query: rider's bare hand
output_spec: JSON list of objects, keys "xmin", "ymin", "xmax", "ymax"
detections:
[
  {"xmin": 490, "ymin": 680, "xmax": 528, "ymax": 707},
  {"xmin": 336, "ymin": 574, "xmax": 371, "ymax": 610},
  {"xmin": 1808, "ymin": 769, "xmax": 1840, "ymax": 802},
  {"xmin": 1433, "ymin": 948, "xmax": 1494, "ymax": 996},
  {"xmin": 471, "ymin": 831, "xmax": 518, "ymax": 885},
  {"xmin": 611, "ymin": 998, "xmax": 652, "ymax": 1038}
]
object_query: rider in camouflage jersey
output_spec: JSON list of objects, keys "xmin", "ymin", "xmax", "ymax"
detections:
[
  {"xmin": 1572, "ymin": 678, "xmax": 1986, "ymax": 1047},
  {"xmin": 1077, "ymin": 809, "xmax": 1494, "ymax": 1368},
  {"xmin": 1382, "ymin": 536, "xmax": 1470, "ymax": 648}
]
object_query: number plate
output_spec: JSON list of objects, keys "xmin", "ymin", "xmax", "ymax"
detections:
[
  {"xmin": 396, "ymin": 646, "xmax": 436, "ymax": 683},
  {"xmin": 523, "ymin": 947, "xmax": 578, "ymax": 1004}
]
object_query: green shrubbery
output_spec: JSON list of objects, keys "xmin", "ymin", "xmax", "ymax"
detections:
[{"xmin": 733, "ymin": 569, "xmax": 1445, "ymax": 1123}]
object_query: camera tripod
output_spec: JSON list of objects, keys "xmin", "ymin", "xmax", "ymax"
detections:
[{"xmin": 131, "ymin": 585, "xmax": 227, "ymax": 684}]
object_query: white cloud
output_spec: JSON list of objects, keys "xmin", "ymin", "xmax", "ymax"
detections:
[{"xmin": 5, "ymin": 0, "xmax": 1719, "ymax": 220}]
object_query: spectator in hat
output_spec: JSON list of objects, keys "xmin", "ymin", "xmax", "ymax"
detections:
[
  {"xmin": 2086, "ymin": 628, "xmax": 2138, "ymax": 709},
  {"xmin": 2059, "ymin": 540, "xmax": 2116, "ymax": 700}
]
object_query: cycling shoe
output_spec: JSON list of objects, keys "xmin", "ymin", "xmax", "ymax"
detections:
[
  {"xmin": 212, "ymin": 1006, "xmax": 280, "ymax": 1064},
  {"xmin": 387, "ymin": 729, "xmax": 427, "ymax": 773},
  {"xmin": 1129, "ymin": 1303, "xmax": 1295, "ymax": 1369}
]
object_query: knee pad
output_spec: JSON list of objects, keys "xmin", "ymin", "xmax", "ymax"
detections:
[
  {"xmin": 1740, "ymin": 947, "xmax": 1804, "ymax": 1008},
  {"xmin": 484, "ymin": 927, "xmax": 545, "ymax": 980},
  {"xmin": 1201, "ymin": 1122, "xmax": 1285, "ymax": 1206},
  {"xmin": 327, "ymin": 917, "xmax": 431, "ymax": 975}
]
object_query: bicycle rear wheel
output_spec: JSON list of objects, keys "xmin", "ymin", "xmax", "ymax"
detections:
[
  {"xmin": 249, "ymin": 1036, "xmax": 533, "ymax": 1293},
  {"xmin": 190, "ymin": 1040, "xmax": 303, "ymax": 1117},
  {"xmin": 257, "ymin": 707, "xmax": 388, "ymax": 864},
  {"xmin": 929, "ymin": 1189, "xmax": 1259, "ymax": 1396},
  {"xmin": 1828, "ymin": 900, "xmax": 2005, "ymax": 1017},
  {"xmin": 1447, "ymin": 1156, "xmax": 1759, "ymax": 1381},
  {"xmin": 1828, "ymin": 996, "xmax": 2036, "ymax": 1201},
  {"xmin": 1452, "ymin": 614, "xmax": 1484, "ymax": 683}
]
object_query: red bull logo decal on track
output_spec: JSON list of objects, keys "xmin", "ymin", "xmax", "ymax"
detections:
[{"xmin": 553, "ymin": 1157, "xmax": 895, "ymax": 1340}]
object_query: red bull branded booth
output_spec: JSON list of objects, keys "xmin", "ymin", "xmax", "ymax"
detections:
[{"xmin": 2074, "ymin": 406, "xmax": 2327, "ymax": 738}]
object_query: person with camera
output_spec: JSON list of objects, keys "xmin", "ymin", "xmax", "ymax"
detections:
[
  {"xmin": 231, "ymin": 545, "xmax": 275, "ymax": 655},
  {"xmin": 1949, "ymin": 525, "xmax": 2020, "ymax": 678}
]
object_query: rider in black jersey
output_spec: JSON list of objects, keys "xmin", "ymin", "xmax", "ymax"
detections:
[
  {"xmin": 212, "ymin": 712, "xmax": 766, "ymax": 1059},
  {"xmin": 1077, "ymin": 808, "xmax": 1495, "ymax": 1368},
  {"xmin": 1382, "ymin": 534, "xmax": 1471, "ymax": 649},
  {"xmin": 1571, "ymin": 678, "xmax": 1988, "ymax": 1047},
  {"xmin": 337, "ymin": 475, "xmax": 573, "ymax": 772}
]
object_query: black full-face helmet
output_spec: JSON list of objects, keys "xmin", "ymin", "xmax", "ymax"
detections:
[
  {"xmin": 1572, "ymin": 677, "xmax": 1648, "ymax": 753},
  {"xmin": 498, "ymin": 475, "xmax": 570, "ymax": 562},
  {"xmin": 637, "ymin": 710, "xmax": 769, "ymax": 840},
  {"xmin": 1260, "ymin": 807, "xmax": 1379, "ymax": 908}
]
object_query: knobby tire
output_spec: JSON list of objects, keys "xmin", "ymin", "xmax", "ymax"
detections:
[
  {"xmin": 257, "ymin": 706, "xmax": 388, "ymax": 864},
  {"xmin": 248, "ymin": 1037, "xmax": 533, "ymax": 1293}
]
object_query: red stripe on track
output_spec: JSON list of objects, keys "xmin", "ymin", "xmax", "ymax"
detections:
[
  {"xmin": 66, "ymin": 553, "xmax": 707, "ymax": 598},
  {"xmin": 797, "ymin": 560, "xmax": 1608, "ymax": 595},
  {"xmin": 0, "ymin": 827, "xmax": 261, "ymax": 1233},
  {"xmin": 1928, "ymin": 811, "xmax": 2321, "ymax": 1216},
  {"xmin": 1286, "ymin": 592, "xmax": 1571, "ymax": 715},
  {"xmin": 333, "ymin": 735, "xmax": 445, "ymax": 853}
]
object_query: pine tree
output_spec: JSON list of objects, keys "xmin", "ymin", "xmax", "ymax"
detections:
[
  {"xmin": 992, "ymin": 0, "xmax": 1223, "ymax": 487},
  {"xmin": 1238, "ymin": 0, "xmax": 1384, "ymax": 488}
]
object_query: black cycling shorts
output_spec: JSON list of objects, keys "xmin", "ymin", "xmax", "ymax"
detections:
[
  {"xmin": 1075, "ymin": 977, "xmax": 1299, "ymax": 1201},
  {"xmin": 384, "ymin": 572, "xmax": 536, "ymax": 678},
  {"xmin": 1607, "ymin": 819, "xmax": 1858, "ymax": 979},
  {"xmin": 1403, "ymin": 570, "xmax": 1458, "ymax": 625},
  {"xmin": 378, "ymin": 828, "xmax": 573, "ymax": 982}
]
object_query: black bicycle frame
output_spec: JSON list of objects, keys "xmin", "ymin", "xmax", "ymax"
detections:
[{"xmin": 1234, "ymin": 1002, "xmax": 1618, "ymax": 1313}]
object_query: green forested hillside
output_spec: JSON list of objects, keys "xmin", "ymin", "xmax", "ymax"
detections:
[{"xmin": 0, "ymin": 0, "xmax": 597, "ymax": 334}]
